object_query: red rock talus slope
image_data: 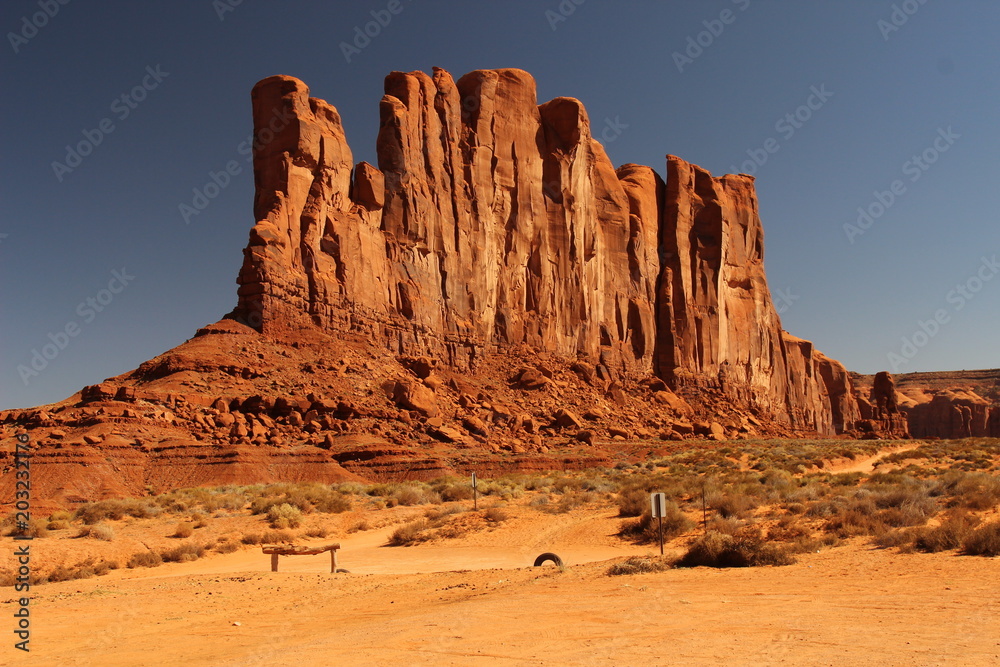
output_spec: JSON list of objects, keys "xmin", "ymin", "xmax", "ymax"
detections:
[{"xmin": 231, "ymin": 68, "xmax": 866, "ymax": 436}]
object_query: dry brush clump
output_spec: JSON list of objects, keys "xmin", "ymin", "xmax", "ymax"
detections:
[
  {"xmin": 160, "ymin": 541, "xmax": 207, "ymax": 563},
  {"xmin": 77, "ymin": 523, "xmax": 115, "ymax": 541},
  {"xmin": 241, "ymin": 529, "xmax": 295, "ymax": 545},
  {"xmin": 127, "ymin": 550, "xmax": 163, "ymax": 569},
  {"xmin": 388, "ymin": 519, "xmax": 433, "ymax": 546},
  {"xmin": 962, "ymin": 520, "xmax": 1000, "ymax": 556},
  {"xmin": 265, "ymin": 503, "xmax": 303, "ymax": 529},
  {"xmin": 676, "ymin": 528, "xmax": 796, "ymax": 568},
  {"xmin": 75, "ymin": 498, "xmax": 159, "ymax": 524},
  {"xmin": 619, "ymin": 504, "xmax": 696, "ymax": 544},
  {"xmin": 607, "ymin": 555, "xmax": 672, "ymax": 576}
]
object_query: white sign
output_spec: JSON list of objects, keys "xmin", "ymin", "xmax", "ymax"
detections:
[{"xmin": 650, "ymin": 492, "xmax": 667, "ymax": 518}]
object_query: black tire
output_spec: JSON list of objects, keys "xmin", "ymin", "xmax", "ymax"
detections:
[{"xmin": 533, "ymin": 552, "xmax": 563, "ymax": 567}]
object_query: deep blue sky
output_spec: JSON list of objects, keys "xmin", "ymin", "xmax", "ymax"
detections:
[{"xmin": 2, "ymin": 1, "xmax": 998, "ymax": 410}]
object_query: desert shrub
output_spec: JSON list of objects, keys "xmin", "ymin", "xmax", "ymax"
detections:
[
  {"xmin": 711, "ymin": 493, "xmax": 759, "ymax": 519},
  {"xmin": 767, "ymin": 516, "xmax": 811, "ymax": 542},
  {"xmin": 93, "ymin": 560, "xmax": 119, "ymax": 576},
  {"xmin": 46, "ymin": 565, "xmax": 77, "ymax": 582},
  {"xmin": 535, "ymin": 491, "xmax": 596, "ymax": 514},
  {"xmin": 937, "ymin": 472, "xmax": 1000, "ymax": 510},
  {"xmin": 704, "ymin": 516, "xmax": 742, "ymax": 535},
  {"xmin": 483, "ymin": 507, "xmax": 509, "ymax": 523},
  {"xmin": 75, "ymin": 498, "xmax": 157, "ymax": 524},
  {"xmin": 127, "ymin": 551, "xmax": 163, "ymax": 568},
  {"xmin": 46, "ymin": 511, "xmax": 73, "ymax": 531},
  {"xmin": 823, "ymin": 509, "xmax": 883, "ymax": 538},
  {"xmin": 962, "ymin": 521, "xmax": 1000, "ymax": 556},
  {"xmin": 393, "ymin": 486, "xmax": 442, "ymax": 507},
  {"xmin": 88, "ymin": 524, "xmax": 115, "ymax": 541},
  {"xmin": 173, "ymin": 522, "xmax": 194, "ymax": 538},
  {"xmin": 214, "ymin": 539, "xmax": 240, "ymax": 554},
  {"xmin": 241, "ymin": 529, "xmax": 295, "ymax": 545},
  {"xmin": 161, "ymin": 542, "xmax": 206, "ymax": 563},
  {"xmin": 912, "ymin": 515, "xmax": 977, "ymax": 553},
  {"xmin": 424, "ymin": 505, "xmax": 464, "ymax": 521},
  {"xmin": 349, "ymin": 520, "xmax": 372, "ymax": 533},
  {"xmin": 247, "ymin": 483, "xmax": 351, "ymax": 515},
  {"xmin": 872, "ymin": 528, "xmax": 916, "ymax": 549},
  {"xmin": 616, "ymin": 488, "xmax": 649, "ymax": 517},
  {"xmin": 676, "ymin": 529, "xmax": 795, "ymax": 568},
  {"xmin": 607, "ymin": 555, "xmax": 671, "ymax": 576},
  {"xmin": 14, "ymin": 518, "xmax": 49, "ymax": 538},
  {"xmin": 620, "ymin": 504, "xmax": 695, "ymax": 544},
  {"xmin": 191, "ymin": 513, "xmax": 208, "ymax": 529},
  {"xmin": 388, "ymin": 519, "xmax": 432, "ymax": 546},
  {"xmin": 304, "ymin": 526, "xmax": 329, "ymax": 538},
  {"xmin": 266, "ymin": 503, "xmax": 303, "ymax": 529},
  {"xmin": 431, "ymin": 478, "xmax": 475, "ymax": 502}
]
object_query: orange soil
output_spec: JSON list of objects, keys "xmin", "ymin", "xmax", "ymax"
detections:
[{"xmin": 3, "ymin": 504, "xmax": 998, "ymax": 666}]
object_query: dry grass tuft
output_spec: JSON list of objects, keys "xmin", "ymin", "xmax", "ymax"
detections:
[{"xmin": 607, "ymin": 555, "xmax": 671, "ymax": 576}]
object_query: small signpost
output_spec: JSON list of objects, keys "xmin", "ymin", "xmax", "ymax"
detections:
[
  {"xmin": 472, "ymin": 472, "xmax": 478, "ymax": 511},
  {"xmin": 650, "ymin": 492, "xmax": 667, "ymax": 555}
]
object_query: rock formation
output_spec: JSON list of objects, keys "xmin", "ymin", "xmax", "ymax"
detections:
[
  {"xmin": 5, "ymin": 66, "xmax": 965, "ymax": 505},
  {"xmin": 231, "ymin": 67, "xmax": 868, "ymax": 436},
  {"xmin": 855, "ymin": 369, "xmax": 1000, "ymax": 438}
]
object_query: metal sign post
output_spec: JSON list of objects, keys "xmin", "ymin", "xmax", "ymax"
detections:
[
  {"xmin": 650, "ymin": 492, "xmax": 667, "ymax": 555},
  {"xmin": 472, "ymin": 472, "xmax": 478, "ymax": 511}
]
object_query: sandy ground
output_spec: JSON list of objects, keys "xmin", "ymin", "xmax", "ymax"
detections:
[{"xmin": 3, "ymin": 504, "xmax": 998, "ymax": 666}]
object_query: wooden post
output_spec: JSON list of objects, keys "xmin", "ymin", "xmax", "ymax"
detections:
[
  {"xmin": 472, "ymin": 472, "xmax": 478, "ymax": 511},
  {"xmin": 271, "ymin": 553, "xmax": 279, "ymax": 572},
  {"xmin": 330, "ymin": 548, "xmax": 338, "ymax": 573}
]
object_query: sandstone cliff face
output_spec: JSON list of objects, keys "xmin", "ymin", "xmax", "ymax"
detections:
[{"xmin": 232, "ymin": 67, "xmax": 866, "ymax": 436}]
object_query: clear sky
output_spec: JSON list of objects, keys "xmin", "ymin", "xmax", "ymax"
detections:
[{"xmin": 2, "ymin": 0, "xmax": 998, "ymax": 410}]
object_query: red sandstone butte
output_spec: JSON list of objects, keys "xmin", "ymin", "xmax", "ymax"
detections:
[{"xmin": 231, "ymin": 68, "xmax": 880, "ymax": 437}]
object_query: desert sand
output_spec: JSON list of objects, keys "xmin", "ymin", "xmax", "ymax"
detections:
[{"xmin": 3, "ymin": 503, "xmax": 997, "ymax": 667}]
